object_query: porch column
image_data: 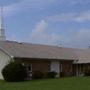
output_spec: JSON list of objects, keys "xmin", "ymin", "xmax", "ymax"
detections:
[{"xmin": 76, "ymin": 64, "xmax": 79, "ymax": 76}]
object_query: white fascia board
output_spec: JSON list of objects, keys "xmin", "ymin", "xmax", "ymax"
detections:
[{"xmin": 0, "ymin": 47, "xmax": 14, "ymax": 59}]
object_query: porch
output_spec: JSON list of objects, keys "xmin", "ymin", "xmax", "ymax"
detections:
[{"xmin": 73, "ymin": 63, "xmax": 90, "ymax": 76}]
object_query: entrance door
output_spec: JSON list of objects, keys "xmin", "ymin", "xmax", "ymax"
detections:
[
  {"xmin": 26, "ymin": 64, "xmax": 32, "ymax": 80},
  {"xmin": 50, "ymin": 61, "xmax": 60, "ymax": 77}
]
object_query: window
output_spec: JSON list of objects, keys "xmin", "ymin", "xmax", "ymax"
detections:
[{"xmin": 26, "ymin": 64, "xmax": 32, "ymax": 72}]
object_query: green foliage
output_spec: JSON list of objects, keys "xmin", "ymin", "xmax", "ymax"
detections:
[
  {"xmin": 2, "ymin": 61, "xmax": 27, "ymax": 82},
  {"xmin": 85, "ymin": 69, "xmax": 90, "ymax": 76},
  {"xmin": 32, "ymin": 71, "xmax": 44, "ymax": 79},
  {"xmin": 47, "ymin": 71, "xmax": 57, "ymax": 78}
]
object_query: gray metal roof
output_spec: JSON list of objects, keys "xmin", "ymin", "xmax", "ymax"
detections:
[
  {"xmin": 73, "ymin": 49, "xmax": 90, "ymax": 63},
  {"xmin": 0, "ymin": 41, "xmax": 90, "ymax": 63},
  {"xmin": 0, "ymin": 41, "xmax": 77, "ymax": 60}
]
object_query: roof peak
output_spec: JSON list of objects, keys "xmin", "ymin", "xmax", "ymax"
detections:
[{"xmin": 0, "ymin": 40, "xmax": 86, "ymax": 50}]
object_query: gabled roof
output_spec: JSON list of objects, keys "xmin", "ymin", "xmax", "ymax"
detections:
[
  {"xmin": 73, "ymin": 49, "xmax": 90, "ymax": 63},
  {"xmin": 0, "ymin": 40, "xmax": 90, "ymax": 63},
  {"xmin": 0, "ymin": 41, "xmax": 77, "ymax": 60}
]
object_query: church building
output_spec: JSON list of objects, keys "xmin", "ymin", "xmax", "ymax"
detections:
[{"xmin": 0, "ymin": 7, "xmax": 90, "ymax": 80}]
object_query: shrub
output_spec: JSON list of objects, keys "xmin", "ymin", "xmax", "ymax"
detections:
[
  {"xmin": 2, "ymin": 61, "xmax": 27, "ymax": 82},
  {"xmin": 32, "ymin": 71, "xmax": 44, "ymax": 79},
  {"xmin": 47, "ymin": 71, "xmax": 57, "ymax": 78},
  {"xmin": 85, "ymin": 69, "xmax": 90, "ymax": 76}
]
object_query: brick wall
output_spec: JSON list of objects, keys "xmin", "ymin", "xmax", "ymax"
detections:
[
  {"xmin": 23, "ymin": 60, "xmax": 50, "ymax": 74},
  {"xmin": 60, "ymin": 61, "xmax": 73, "ymax": 77},
  {"xmin": 14, "ymin": 58, "xmax": 73, "ymax": 77}
]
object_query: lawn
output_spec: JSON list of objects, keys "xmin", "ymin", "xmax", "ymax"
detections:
[{"xmin": 0, "ymin": 77, "xmax": 90, "ymax": 90}]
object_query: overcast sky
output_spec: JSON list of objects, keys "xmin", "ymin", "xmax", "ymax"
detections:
[{"xmin": 0, "ymin": 0, "xmax": 90, "ymax": 48}]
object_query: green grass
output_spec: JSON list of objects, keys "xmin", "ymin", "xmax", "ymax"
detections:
[{"xmin": 0, "ymin": 77, "xmax": 90, "ymax": 90}]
